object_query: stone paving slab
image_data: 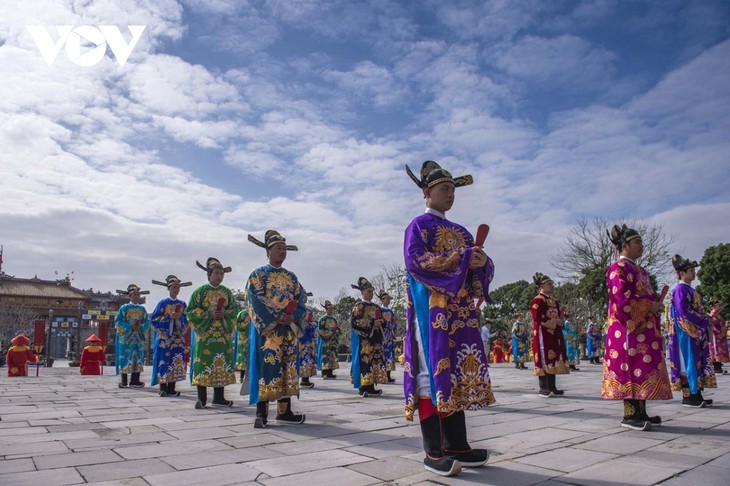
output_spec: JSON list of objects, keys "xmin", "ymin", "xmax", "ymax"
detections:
[{"xmin": 1, "ymin": 361, "xmax": 729, "ymax": 484}]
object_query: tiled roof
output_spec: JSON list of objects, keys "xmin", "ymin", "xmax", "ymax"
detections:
[{"xmin": 0, "ymin": 277, "xmax": 89, "ymax": 299}]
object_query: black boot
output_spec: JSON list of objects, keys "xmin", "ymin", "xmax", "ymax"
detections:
[
  {"xmin": 300, "ymin": 377, "xmax": 314, "ymax": 388},
  {"xmin": 158, "ymin": 383, "xmax": 168, "ymax": 397},
  {"xmin": 275, "ymin": 397, "xmax": 305, "ymax": 424},
  {"xmin": 254, "ymin": 401, "xmax": 268, "ymax": 429},
  {"xmin": 167, "ymin": 381, "xmax": 180, "ymax": 397},
  {"xmin": 118, "ymin": 373, "xmax": 129, "ymax": 388},
  {"xmin": 569, "ymin": 364, "xmax": 576, "ymax": 371},
  {"xmin": 520, "ymin": 362, "xmax": 527, "ymax": 370},
  {"xmin": 195, "ymin": 386, "xmax": 207, "ymax": 409},
  {"xmin": 637, "ymin": 400, "xmax": 661, "ymax": 425},
  {"xmin": 387, "ymin": 371, "xmax": 395, "ymax": 383},
  {"xmin": 368, "ymin": 384, "xmax": 383, "ymax": 396},
  {"xmin": 548, "ymin": 374, "xmax": 564, "ymax": 395},
  {"xmin": 239, "ymin": 369, "xmax": 246, "ymax": 383},
  {"xmin": 697, "ymin": 390, "xmax": 713, "ymax": 407},
  {"xmin": 212, "ymin": 387, "xmax": 233, "ymax": 407},
  {"xmin": 621, "ymin": 399, "xmax": 651, "ymax": 430},
  {"xmin": 515, "ymin": 362, "xmax": 520, "ymax": 369},
  {"xmin": 538, "ymin": 376, "xmax": 553, "ymax": 397},
  {"xmin": 442, "ymin": 411, "xmax": 489, "ymax": 468},
  {"xmin": 130, "ymin": 372, "xmax": 145, "ymax": 388},
  {"xmin": 419, "ymin": 414, "xmax": 461, "ymax": 476}
]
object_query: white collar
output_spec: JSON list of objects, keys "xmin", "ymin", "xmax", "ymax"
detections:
[
  {"xmin": 425, "ymin": 208, "xmax": 446, "ymax": 219},
  {"xmin": 619, "ymin": 255, "xmax": 636, "ymax": 263}
]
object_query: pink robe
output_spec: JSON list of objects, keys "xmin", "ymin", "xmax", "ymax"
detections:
[
  {"xmin": 711, "ymin": 313, "xmax": 729, "ymax": 363},
  {"xmin": 601, "ymin": 257, "xmax": 672, "ymax": 400}
]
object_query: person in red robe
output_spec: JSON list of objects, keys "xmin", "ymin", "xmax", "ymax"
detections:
[
  {"xmin": 6, "ymin": 334, "xmax": 36, "ymax": 377},
  {"xmin": 531, "ymin": 273, "xmax": 570, "ymax": 397},
  {"xmin": 492, "ymin": 340, "xmax": 505, "ymax": 363},
  {"xmin": 80, "ymin": 334, "xmax": 105, "ymax": 375}
]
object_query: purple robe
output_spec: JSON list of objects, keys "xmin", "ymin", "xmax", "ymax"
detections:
[
  {"xmin": 601, "ymin": 257, "xmax": 672, "ymax": 400},
  {"xmin": 668, "ymin": 283, "xmax": 717, "ymax": 394},
  {"xmin": 403, "ymin": 212, "xmax": 495, "ymax": 421}
]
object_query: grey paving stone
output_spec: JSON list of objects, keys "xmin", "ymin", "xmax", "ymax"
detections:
[
  {"xmin": 0, "ymin": 467, "xmax": 84, "ymax": 486},
  {"xmin": 261, "ymin": 466, "xmax": 381, "ymax": 486},
  {"xmin": 160, "ymin": 447, "xmax": 282, "ymax": 470},
  {"xmin": 0, "ymin": 457, "xmax": 36, "ymax": 474},
  {"xmin": 573, "ymin": 433, "xmax": 665, "ymax": 455},
  {"xmin": 143, "ymin": 462, "xmax": 261, "ymax": 485},
  {"xmin": 113, "ymin": 438, "xmax": 232, "ymax": 460},
  {"xmin": 248, "ymin": 449, "xmax": 372, "ymax": 477},
  {"xmin": 83, "ymin": 478, "xmax": 148, "ymax": 486},
  {"xmin": 659, "ymin": 465, "xmax": 729, "ymax": 486},
  {"xmin": 33, "ymin": 449, "xmax": 124, "ymax": 470},
  {"xmin": 347, "ymin": 456, "xmax": 428, "ymax": 481},
  {"xmin": 77, "ymin": 458, "xmax": 177, "ymax": 482},
  {"xmin": 0, "ymin": 440, "xmax": 70, "ymax": 457},
  {"xmin": 514, "ymin": 447, "xmax": 618, "ymax": 473},
  {"xmin": 559, "ymin": 458, "xmax": 686, "ymax": 485}
]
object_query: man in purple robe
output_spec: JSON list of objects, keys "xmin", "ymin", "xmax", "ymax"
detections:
[
  {"xmin": 403, "ymin": 161, "xmax": 495, "ymax": 477},
  {"xmin": 668, "ymin": 254, "xmax": 717, "ymax": 407}
]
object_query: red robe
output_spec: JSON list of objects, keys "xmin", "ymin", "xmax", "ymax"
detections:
[
  {"xmin": 80, "ymin": 345, "xmax": 105, "ymax": 375},
  {"xmin": 6, "ymin": 345, "xmax": 36, "ymax": 377},
  {"xmin": 531, "ymin": 292, "xmax": 570, "ymax": 376},
  {"xmin": 492, "ymin": 343, "xmax": 505, "ymax": 363}
]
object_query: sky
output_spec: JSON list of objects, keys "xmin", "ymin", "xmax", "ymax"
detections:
[{"xmin": 1, "ymin": 0, "xmax": 729, "ymax": 309}]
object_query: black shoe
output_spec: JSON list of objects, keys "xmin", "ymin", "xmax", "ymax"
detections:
[
  {"xmin": 254, "ymin": 417, "xmax": 267, "ymax": 429},
  {"xmin": 569, "ymin": 365, "xmax": 576, "ymax": 371},
  {"xmin": 300, "ymin": 381, "xmax": 315, "ymax": 389},
  {"xmin": 159, "ymin": 390, "xmax": 168, "ymax": 397},
  {"xmin": 538, "ymin": 390, "xmax": 554, "ymax": 398},
  {"xmin": 359, "ymin": 390, "xmax": 369, "ymax": 398},
  {"xmin": 682, "ymin": 396, "xmax": 707, "ymax": 408},
  {"xmin": 195, "ymin": 400, "xmax": 206, "ymax": 409},
  {"xmin": 450, "ymin": 449, "xmax": 489, "ymax": 468},
  {"xmin": 130, "ymin": 382, "xmax": 145, "ymax": 388},
  {"xmin": 118, "ymin": 382, "xmax": 128, "ymax": 389},
  {"xmin": 212, "ymin": 400, "xmax": 233, "ymax": 407},
  {"xmin": 168, "ymin": 391, "xmax": 181, "ymax": 397},
  {"xmin": 621, "ymin": 418, "xmax": 651, "ymax": 431},
  {"xmin": 370, "ymin": 389, "xmax": 383, "ymax": 397},
  {"xmin": 387, "ymin": 378, "xmax": 396, "ymax": 383},
  {"xmin": 276, "ymin": 411, "xmax": 306, "ymax": 424},
  {"xmin": 551, "ymin": 389, "xmax": 565, "ymax": 396},
  {"xmin": 423, "ymin": 456, "xmax": 462, "ymax": 477}
]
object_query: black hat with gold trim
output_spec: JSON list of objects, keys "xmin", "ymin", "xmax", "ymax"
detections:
[
  {"xmin": 377, "ymin": 290, "xmax": 391, "ymax": 301},
  {"xmin": 152, "ymin": 275, "xmax": 192, "ymax": 288},
  {"xmin": 248, "ymin": 230, "xmax": 299, "ymax": 251},
  {"xmin": 116, "ymin": 284, "xmax": 150, "ymax": 296},
  {"xmin": 351, "ymin": 277, "xmax": 374, "ymax": 291},
  {"xmin": 323, "ymin": 300, "xmax": 334, "ymax": 309},
  {"xmin": 607, "ymin": 224, "xmax": 641, "ymax": 248},
  {"xmin": 672, "ymin": 254, "xmax": 699, "ymax": 273},
  {"xmin": 405, "ymin": 160, "xmax": 473, "ymax": 189},
  {"xmin": 195, "ymin": 257, "xmax": 232, "ymax": 274},
  {"xmin": 533, "ymin": 272, "xmax": 553, "ymax": 287}
]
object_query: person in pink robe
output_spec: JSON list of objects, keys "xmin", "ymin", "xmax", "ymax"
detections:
[
  {"xmin": 601, "ymin": 224, "xmax": 672, "ymax": 431},
  {"xmin": 709, "ymin": 301, "xmax": 728, "ymax": 375}
]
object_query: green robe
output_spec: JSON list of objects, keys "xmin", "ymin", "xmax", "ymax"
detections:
[
  {"xmin": 186, "ymin": 283, "xmax": 238, "ymax": 387},
  {"xmin": 235, "ymin": 309, "xmax": 250, "ymax": 372},
  {"xmin": 317, "ymin": 315, "xmax": 341, "ymax": 371}
]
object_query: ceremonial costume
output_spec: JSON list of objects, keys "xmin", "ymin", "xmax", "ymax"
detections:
[
  {"xmin": 403, "ymin": 161, "xmax": 494, "ymax": 476},
  {"xmin": 317, "ymin": 300, "xmax": 340, "ymax": 378},
  {"xmin": 187, "ymin": 258, "xmax": 238, "ymax": 409},
  {"xmin": 668, "ymin": 255, "xmax": 716, "ymax": 407},
  {"xmin": 378, "ymin": 291, "xmax": 398, "ymax": 383},
  {"xmin": 115, "ymin": 284, "xmax": 150, "ymax": 388},
  {"xmin": 491, "ymin": 340, "xmax": 505, "ymax": 363},
  {"xmin": 246, "ymin": 230, "xmax": 307, "ymax": 428},
  {"xmin": 351, "ymin": 277, "xmax": 387, "ymax": 397},
  {"xmin": 601, "ymin": 225, "xmax": 672, "ymax": 430},
  {"xmin": 79, "ymin": 334, "xmax": 104, "ymax": 375},
  {"xmin": 234, "ymin": 308, "xmax": 250, "ymax": 383},
  {"xmin": 511, "ymin": 319, "xmax": 530, "ymax": 369},
  {"xmin": 6, "ymin": 334, "xmax": 36, "ymax": 377},
  {"xmin": 709, "ymin": 303, "xmax": 728, "ymax": 374},
  {"xmin": 150, "ymin": 275, "xmax": 192, "ymax": 397},
  {"xmin": 563, "ymin": 318, "xmax": 580, "ymax": 371},
  {"xmin": 531, "ymin": 273, "xmax": 570, "ymax": 397},
  {"xmin": 586, "ymin": 320, "xmax": 603, "ymax": 364},
  {"xmin": 298, "ymin": 295, "xmax": 318, "ymax": 388}
]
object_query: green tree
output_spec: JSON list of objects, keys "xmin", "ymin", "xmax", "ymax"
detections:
[
  {"xmin": 697, "ymin": 243, "xmax": 730, "ymax": 309},
  {"xmin": 482, "ymin": 280, "xmax": 534, "ymax": 341},
  {"xmin": 333, "ymin": 290, "xmax": 359, "ymax": 352}
]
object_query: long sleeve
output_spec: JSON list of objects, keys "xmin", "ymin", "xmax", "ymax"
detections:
[{"xmin": 672, "ymin": 285, "xmax": 709, "ymax": 339}]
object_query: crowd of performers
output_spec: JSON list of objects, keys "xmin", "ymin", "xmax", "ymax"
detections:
[{"xmin": 5, "ymin": 161, "xmax": 729, "ymax": 478}]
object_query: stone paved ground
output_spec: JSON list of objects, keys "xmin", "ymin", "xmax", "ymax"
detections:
[{"xmin": 1, "ymin": 360, "xmax": 728, "ymax": 485}]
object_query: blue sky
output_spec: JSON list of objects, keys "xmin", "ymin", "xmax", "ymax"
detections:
[{"xmin": 1, "ymin": 0, "xmax": 728, "ymax": 308}]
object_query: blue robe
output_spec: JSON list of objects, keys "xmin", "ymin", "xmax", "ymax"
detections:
[
  {"xmin": 115, "ymin": 303, "xmax": 150, "ymax": 374},
  {"xmin": 246, "ymin": 264, "xmax": 307, "ymax": 404},
  {"xmin": 150, "ymin": 297, "xmax": 188, "ymax": 385}
]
